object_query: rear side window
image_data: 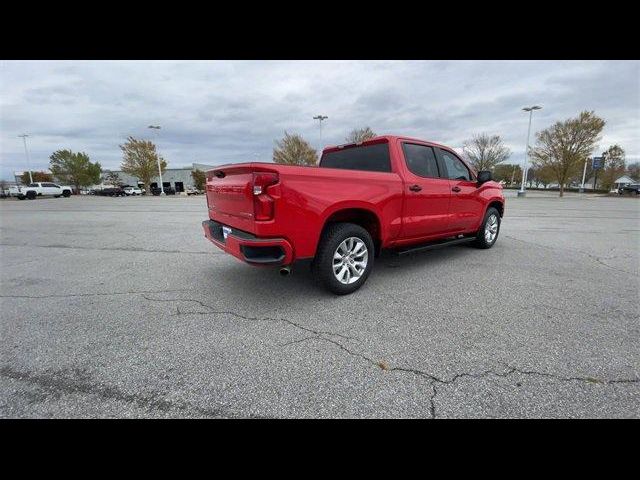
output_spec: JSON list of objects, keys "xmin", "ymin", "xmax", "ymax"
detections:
[
  {"xmin": 402, "ymin": 143, "xmax": 440, "ymax": 178},
  {"xmin": 320, "ymin": 143, "xmax": 391, "ymax": 172}
]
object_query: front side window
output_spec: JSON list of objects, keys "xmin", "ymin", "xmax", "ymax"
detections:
[
  {"xmin": 320, "ymin": 142, "xmax": 391, "ymax": 173},
  {"xmin": 440, "ymin": 150, "xmax": 471, "ymax": 181},
  {"xmin": 402, "ymin": 143, "xmax": 440, "ymax": 178}
]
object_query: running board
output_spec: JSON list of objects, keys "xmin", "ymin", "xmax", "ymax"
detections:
[{"xmin": 393, "ymin": 236, "xmax": 475, "ymax": 256}]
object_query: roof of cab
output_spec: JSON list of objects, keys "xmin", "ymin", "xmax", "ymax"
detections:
[{"xmin": 323, "ymin": 135, "xmax": 454, "ymax": 152}]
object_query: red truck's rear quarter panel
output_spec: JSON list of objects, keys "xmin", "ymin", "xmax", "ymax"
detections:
[{"xmin": 207, "ymin": 163, "xmax": 404, "ymax": 261}]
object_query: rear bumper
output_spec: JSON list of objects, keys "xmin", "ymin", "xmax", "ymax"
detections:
[{"xmin": 202, "ymin": 219, "xmax": 294, "ymax": 266}]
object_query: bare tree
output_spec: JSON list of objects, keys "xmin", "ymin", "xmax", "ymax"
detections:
[
  {"xmin": 463, "ymin": 134, "xmax": 511, "ymax": 172},
  {"xmin": 346, "ymin": 127, "xmax": 377, "ymax": 143},
  {"xmin": 103, "ymin": 170, "xmax": 123, "ymax": 187},
  {"xmin": 273, "ymin": 132, "xmax": 318, "ymax": 166},
  {"xmin": 626, "ymin": 161, "xmax": 640, "ymax": 180},
  {"xmin": 530, "ymin": 111, "xmax": 606, "ymax": 197}
]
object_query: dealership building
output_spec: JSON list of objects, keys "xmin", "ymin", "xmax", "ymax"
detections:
[{"xmin": 100, "ymin": 162, "xmax": 218, "ymax": 192}]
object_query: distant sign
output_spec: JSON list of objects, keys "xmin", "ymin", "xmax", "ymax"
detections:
[{"xmin": 592, "ymin": 157, "xmax": 604, "ymax": 170}]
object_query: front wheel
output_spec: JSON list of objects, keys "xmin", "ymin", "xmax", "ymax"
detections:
[
  {"xmin": 62, "ymin": 190, "xmax": 71, "ymax": 197},
  {"xmin": 312, "ymin": 222, "xmax": 374, "ymax": 295},
  {"xmin": 472, "ymin": 207, "xmax": 501, "ymax": 249}
]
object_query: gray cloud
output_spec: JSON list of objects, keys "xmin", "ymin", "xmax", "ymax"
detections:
[{"xmin": 1, "ymin": 60, "xmax": 638, "ymax": 178}]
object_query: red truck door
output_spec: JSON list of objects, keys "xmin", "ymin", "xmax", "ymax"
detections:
[
  {"xmin": 398, "ymin": 142, "xmax": 452, "ymax": 240},
  {"xmin": 436, "ymin": 147, "xmax": 484, "ymax": 233}
]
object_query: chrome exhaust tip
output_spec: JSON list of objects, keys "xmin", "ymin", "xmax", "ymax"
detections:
[{"xmin": 279, "ymin": 266, "xmax": 291, "ymax": 276}]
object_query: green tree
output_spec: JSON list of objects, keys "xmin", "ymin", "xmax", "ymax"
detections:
[
  {"xmin": 49, "ymin": 150, "xmax": 102, "ymax": 194},
  {"xmin": 463, "ymin": 133, "xmax": 511, "ymax": 172},
  {"xmin": 20, "ymin": 171, "xmax": 53, "ymax": 184},
  {"xmin": 493, "ymin": 163, "xmax": 522, "ymax": 186},
  {"xmin": 599, "ymin": 145, "xmax": 626, "ymax": 190},
  {"xmin": 535, "ymin": 164, "xmax": 556, "ymax": 188},
  {"xmin": 273, "ymin": 132, "xmax": 318, "ymax": 166},
  {"xmin": 120, "ymin": 136, "xmax": 167, "ymax": 190},
  {"xmin": 345, "ymin": 127, "xmax": 377, "ymax": 143},
  {"xmin": 191, "ymin": 169, "xmax": 206, "ymax": 191},
  {"xmin": 530, "ymin": 111, "xmax": 606, "ymax": 197}
]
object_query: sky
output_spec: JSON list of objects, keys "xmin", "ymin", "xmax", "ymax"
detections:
[{"xmin": 1, "ymin": 60, "xmax": 639, "ymax": 179}]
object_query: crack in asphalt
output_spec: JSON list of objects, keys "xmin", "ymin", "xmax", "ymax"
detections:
[
  {"xmin": 143, "ymin": 296, "xmax": 639, "ymax": 419},
  {"xmin": 504, "ymin": 235, "xmax": 639, "ymax": 277},
  {"xmin": 143, "ymin": 295, "xmax": 361, "ymax": 344},
  {"xmin": 0, "ymin": 365, "xmax": 267, "ymax": 418}
]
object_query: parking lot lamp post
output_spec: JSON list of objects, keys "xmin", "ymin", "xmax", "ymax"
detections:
[
  {"xmin": 148, "ymin": 125, "xmax": 164, "ymax": 195},
  {"xmin": 18, "ymin": 134, "xmax": 33, "ymax": 184},
  {"xmin": 313, "ymin": 115, "xmax": 328, "ymax": 148},
  {"xmin": 580, "ymin": 158, "xmax": 588, "ymax": 193},
  {"xmin": 518, "ymin": 106, "xmax": 542, "ymax": 197}
]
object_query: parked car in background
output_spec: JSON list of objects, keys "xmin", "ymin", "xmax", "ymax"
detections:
[
  {"xmin": 9, "ymin": 182, "xmax": 73, "ymax": 200},
  {"xmin": 618, "ymin": 183, "xmax": 640, "ymax": 195},
  {"xmin": 151, "ymin": 186, "xmax": 176, "ymax": 195},
  {"xmin": 95, "ymin": 187, "xmax": 126, "ymax": 197},
  {"xmin": 202, "ymin": 135, "xmax": 505, "ymax": 294},
  {"xmin": 186, "ymin": 186, "xmax": 202, "ymax": 195},
  {"xmin": 123, "ymin": 186, "xmax": 143, "ymax": 196}
]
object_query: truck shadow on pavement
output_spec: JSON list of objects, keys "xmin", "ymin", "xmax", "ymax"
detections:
[{"xmin": 202, "ymin": 243, "xmax": 489, "ymax": 303}]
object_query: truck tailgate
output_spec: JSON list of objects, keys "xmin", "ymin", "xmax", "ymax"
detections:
[
  {"xmin": 206, "ymin": 165, "xmax": 255, "ymax": 232},
  {"xmin": 207, "ymin": 163, "xmax": 284, "ymax": 235}
]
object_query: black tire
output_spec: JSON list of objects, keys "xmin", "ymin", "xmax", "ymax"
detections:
[
  {"xmin": 26, "ymin": 191, "xmax": 37, "ymax": 200},
  {"xmin": 312, "ymin": 222, "xmax": 374, "ymax": 295},
  {"xmin": 62, "ymin": 190, "xmax": 71, "ymax": 197},
  {"xmin": 472, "ymin": 207, "xmax": 501, "ymax": 249}
]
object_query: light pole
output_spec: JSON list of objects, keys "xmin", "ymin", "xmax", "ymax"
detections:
[
  {"xmin": 18, "ymin": 134, "xmax": 33, "ymax": 184},
  {"xmin": 518, "ymin": 105, "xmax": 542, "ymax": 197},
  {"xmin": 580, "ymin": 157, "xmax": 588, "ymax": 193},
  {"xmin": 313, "ymin": 115, "xmax": 328, "ymax": 148},
  {"xmin": 148, "ymin": 125, "xmax": 164, "ymax": 195}
]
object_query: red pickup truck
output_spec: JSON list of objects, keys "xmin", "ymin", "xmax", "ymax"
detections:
[{"xmin": 203, "ymin": 135, "xmax": 504, "ymax": 294}]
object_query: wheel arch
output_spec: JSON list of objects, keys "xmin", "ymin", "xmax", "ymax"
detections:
[
  {"xmin": 318, "ymin": 206, "xmax": 383, "ymax": 257},
  {"xmin": 487, "ymin": 199, "xmax": 504, "ymax": 217}
]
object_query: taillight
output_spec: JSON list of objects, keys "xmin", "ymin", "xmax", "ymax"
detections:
[{"xmin": 253, "ymin": 172, "xmax": 278, "ymax": 221}]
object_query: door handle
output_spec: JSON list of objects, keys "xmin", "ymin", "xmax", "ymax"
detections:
[
  {"xmin": 409, "ymin": 184, "xmax": 422, "ymax": 192},
  {"xmin": 452, "ymin": 186, "xmax": 461, "ymax": 192}
]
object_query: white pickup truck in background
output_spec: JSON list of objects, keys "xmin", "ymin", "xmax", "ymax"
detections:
[{"xmin": 9, "ymin": 182, "xmax": 73, "ymax": 200}]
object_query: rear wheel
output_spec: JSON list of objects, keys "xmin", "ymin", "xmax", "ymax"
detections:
[
  {"xmin": 472, "ymin": 207, "xmax": 501, "ymax": 249},
  {"xmin": 62, "ymin": 190, "xmax": 71, "ymax": 197},
  {"xmin": 312, "ymin": 222, "xmax": 374, "ymax": 295}
]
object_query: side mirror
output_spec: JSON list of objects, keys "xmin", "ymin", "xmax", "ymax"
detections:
[{"xmin": 477, "ymin": 170, "xmax": 492, "ymax": 184}]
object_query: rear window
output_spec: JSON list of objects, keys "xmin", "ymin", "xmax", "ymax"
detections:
[{"xmin": 320, "ymin": 143, "xmax": 391, "ymax": 173}]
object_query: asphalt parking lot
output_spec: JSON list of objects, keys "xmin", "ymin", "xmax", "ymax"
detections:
[{"xmin": 1, "ymin": 191, "xmax": 638, "ymax": 418}]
